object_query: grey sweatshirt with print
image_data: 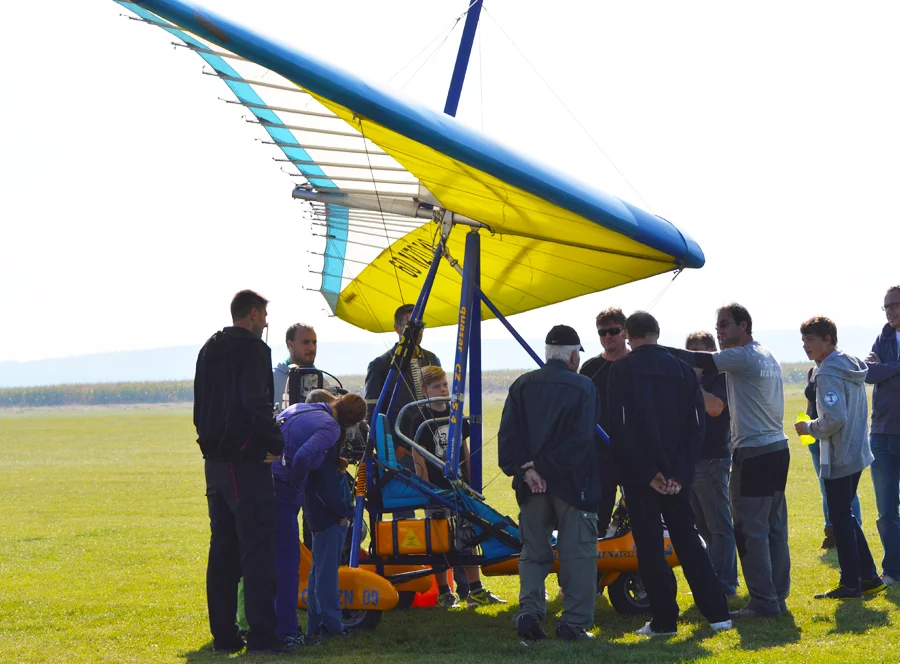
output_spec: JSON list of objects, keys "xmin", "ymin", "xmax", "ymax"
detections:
[{"xmin": 808, "ymin": 349, "xmax": 872, "ymax": 480}]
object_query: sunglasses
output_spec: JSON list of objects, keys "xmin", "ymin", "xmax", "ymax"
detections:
[{"xmin": 598, "ymin": 327, "xmax": 623, "ymax": 337}]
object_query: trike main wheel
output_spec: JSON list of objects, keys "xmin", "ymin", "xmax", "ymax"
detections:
[
  {"xmin": 341, "ymin": 608, "xmax": 383, "ymax": 630},
  {"xmin": 607, "ymin": 571, "xmax": 676, "ymax": 615}
]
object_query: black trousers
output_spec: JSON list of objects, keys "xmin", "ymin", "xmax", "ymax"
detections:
[
  {"xmin": 624, "ymin": 482, "xmax": 729, "ymax": 631},
  {"xmin": 823, "ymin": 470, "xmax": 878, "ymax": 588},
  {"xmin": 205, "ymin": 460, "xmax": 278, "ymax": 650}
]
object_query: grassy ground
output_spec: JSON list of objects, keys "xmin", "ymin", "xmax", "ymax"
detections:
[{"xmin": 2, "ymin": 388, "xmax": 899, "ymax": 663}]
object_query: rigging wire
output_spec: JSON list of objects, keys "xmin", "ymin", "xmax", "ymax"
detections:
[
  {"xmin": 645, "ymin": 268, "xmax": 684, "ymax": 312},
  {"xmin": 357, "ymin": 123, "xmax": 406, "ymax": 302},
  {"xmin": 395, "ymin": 0, "xmax": 481, "ymax": 91},
  {"xmin": 388, "ymin": 12, "xmax": 465, "ymax": 87},
  {"xmin": 398, "ymin": 23, "xmax": 461, "ymax": 91},
  {"xmin": 481, "ymin": 6, "xmax": 654, "ymax": 214}
]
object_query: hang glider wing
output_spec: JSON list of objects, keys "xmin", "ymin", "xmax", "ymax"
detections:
[{"xmin": 115, "ymin": 0, "xmax": 704, "ymax": 332}]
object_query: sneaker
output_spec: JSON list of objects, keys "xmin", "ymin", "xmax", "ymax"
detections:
[
  {"xmin": 437, "ymin": 591, "xmax": 460, "ymax": 608},
  {"xmin": 556, "ymin": 622, "xmax": 594, "ymax": 641},
  {"xmin": 882, "ymin": 574, "xmax": 898, "ymax": 586},
  {"xmin": 634, "ymin": 621, "xmax": 676, "ymax": 637},
  {"xmin": 467, "ymin": 588, "xmax": 508, "ymax": 607},
  {"xmin": 283, "ymin": 633, "xmax": 318, "ymax": 647},
  {"xmin": 821, "ymin": 526, "xmax": 836, "ymax": 549},
  {"xmin": 710, "ymin": 620, "xmax": 733, "ymax": 633},
  {"xmin": 815, "ymin": 585, "xmax": 862, "ymax": 599},
  {"xmin": 729, "ymin": 605, "xmax": 780, "ymax": 619},
  {"xmin": 862, "ymin": 576, "xmax": 888, "ymax": 596},
  {"xmin": 516, "ymin": 614, "xmax": 548, "ymax": 641}
]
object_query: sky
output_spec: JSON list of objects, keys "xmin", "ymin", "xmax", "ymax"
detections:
[{"xmin": 1, "ymin": 1, "xmax": 897, "ymax": 367}]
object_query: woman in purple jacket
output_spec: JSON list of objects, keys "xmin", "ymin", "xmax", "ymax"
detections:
[{"xmin": 273, "ymin": 392, "xmax": 366, "ymax": 644}]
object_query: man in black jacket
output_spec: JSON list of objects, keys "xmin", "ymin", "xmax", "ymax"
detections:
[
  {"xmin": 363, "ymin": 304, "xmax": 441, "ymax": 424},
  {"xmin": 194, "ymin": 289, "xmax": 286, "ymax": 654},
  {"xmin": 498, "ymin": 325, "xmax": 600, "ymax": 642},
  {"xmin": 580, "ymin": 306, "xmax": 630, "ymax": 531},
  {"xmin": 607, "ymin": 312, "xmax": 731, "ymax": 637}
]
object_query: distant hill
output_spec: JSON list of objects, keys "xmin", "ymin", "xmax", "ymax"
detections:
[
  {"xmin": 0, "ymin": 326, "xmax": 878, "ymax": 388},
  {"xmin": 0, "ymin": 339, "xmax": 544, "ymax": 388}
]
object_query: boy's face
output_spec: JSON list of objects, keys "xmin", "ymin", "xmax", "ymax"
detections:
[{"xmin": 424, "ymin": 376, "xmax": 450, "ymax": 399}]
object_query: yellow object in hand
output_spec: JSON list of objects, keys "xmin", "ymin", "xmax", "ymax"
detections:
[{"xmin": 796, "ymin": 411, "xmax": 816, "ymax": 445}]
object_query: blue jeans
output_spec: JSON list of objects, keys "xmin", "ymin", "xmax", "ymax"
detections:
[
  {"xmin": 870, "ymin": 433, "xmax": 900, "ymax": 578},
  {"xmin": 808, "ymin": 441, "xmax": 861, "ymax": 527},
  {"xmin": 823, "ymin": 471, "xmax": 877, "ymax": 588},
  {"xmin": 274, "ymin": 483, "xmax": 301, "ymax": 636},
  {"xmin": 690, "ymin": 458, "xmax": 738, "ymax": 594},
  {"xmin": 307, "ymin": 522, "xmax": 349, "ymax": 636}
]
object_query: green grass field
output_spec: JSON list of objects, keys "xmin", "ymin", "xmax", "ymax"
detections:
[{"xmin": 2, "ymin": 389, "xmax": 899, "ymax": 663}]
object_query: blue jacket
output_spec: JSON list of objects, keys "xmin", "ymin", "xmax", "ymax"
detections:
[
  {"xmin": 304, "ymin": 441, "xmax": 355, "ymax": 532},
  {"xmin": 866, "ymin": 323, "xmax": 900, "ymax": 435},
  {"xmin": 498, "ymin": 360, "xmax": 601, "ymax": 511},
  {"xmin": 607, "ymin": 344, "xmax": 706, "ymax": 488},
  {"xmin": 274, "ymin": 403, "xmax": 340, "ymax": 498}
]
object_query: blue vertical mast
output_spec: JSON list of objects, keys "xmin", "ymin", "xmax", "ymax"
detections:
[
  {"xmin": 443, "ymin": 0, "xmax": 484, "ymax": 117},
  {"xmin": 443, "ymin": 1, "xmax": 484, "ymax": 488}
]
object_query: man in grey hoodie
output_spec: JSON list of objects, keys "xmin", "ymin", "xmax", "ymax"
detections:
[{"xmin": 795, "ymin": 316, "xmax": 886, "ymax": 599}]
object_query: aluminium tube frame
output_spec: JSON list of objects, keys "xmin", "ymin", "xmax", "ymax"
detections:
[{"xmin": 348, "ymin": 241, "xmax": 444, "ymax": 568}]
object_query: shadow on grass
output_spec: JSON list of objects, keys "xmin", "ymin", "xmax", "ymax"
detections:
[
  {"xmin": 818, "ymin": 549, "xmax": 840, "ymax": 569},
  {"xmin": 830, "ymin": 600, "xmax": 890, "ymax": 634},
  {"xmin": 175, "ymin": 587, "xmax": 731, "ymax": 663},
  {"xmin": 732, "ymin": 610, "xmax": 801, "ymax": 650},
  {"xmin": 880, "ymin": 584, "xmax": 900, "ymax": 608}
]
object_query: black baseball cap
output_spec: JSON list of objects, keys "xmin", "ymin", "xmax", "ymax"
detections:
[{"xmin": 545, "ymin": 324, "xmax": 584, "ymax": 351}]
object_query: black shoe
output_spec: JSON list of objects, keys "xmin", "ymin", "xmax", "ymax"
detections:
[
  {"xmin": 821, "ymin": 526, "xmax": 836, "ymax": 549},
  {"xmin": 556, "ymin": 622, "xmax": 594, "ymax": 641},
  {"xmin": 212, "ymin": 637, "xmax": 245, "ymax": 654},
  {"xmin": 729, "ymin": 605, "xmax": 780, "ymax": 619},
  {"xmin": 815, "ymin": 585, "xmax": 862, "ymax": 599},
  {"xmin": 862, "ymin": 576, "xmax": 888, "ymax": 596},
  {"xmin": 517, "ymin": 614, "xmax": 548, "ymax": 641}
]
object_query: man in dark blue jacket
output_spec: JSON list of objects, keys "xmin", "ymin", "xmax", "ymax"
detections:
[
  {"xmin": 607, "ymin": 312, "xmax": 731, "ymax": 637},
  {"xmin": 866, "ymin": 285, "xmax": 900, "ymax": 585},
  {"xmin": 193, "ymin": 290, "xmax": 285, "ymax": 654},
  {"xmin": 498, "ymin": 325, "xmax": 600, "ymax": 642}
]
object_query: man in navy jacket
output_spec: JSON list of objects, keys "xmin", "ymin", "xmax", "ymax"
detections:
[
  {"xmin": 499, "ymin": 325, "xmax": 600, "ymax": 642},
  {"xmin": 866, "ymin": 285, "xmax": 900, "ymax": 585},
  {"xmin": 607, "ymin": 312, "xmax": 730, "ymax": 637}
]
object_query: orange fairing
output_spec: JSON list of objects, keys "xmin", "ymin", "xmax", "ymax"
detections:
[
  {"xmin": 481, "ymin": 532, "xmax": 680, "ymax": 576},
  {"xmin": 297, "ymin": 543, "xmax": 398, "ymax": 611}
]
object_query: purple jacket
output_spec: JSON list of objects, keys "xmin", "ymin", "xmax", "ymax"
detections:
[
  {"xmin": 273, "ymin": 402, "xmax": 341, "ymax": 498},
  {"xmin": 866, "ymin": 323, "xmax": 900, "ymax": 435}
]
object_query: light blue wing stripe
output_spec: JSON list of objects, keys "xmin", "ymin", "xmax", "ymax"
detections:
[
  {"xmin": 116, "ymin": 1, "xmax": 348, "ymax": 301},
  {"xmin": 322, "ymin": 204, "xmax": 349, "ymax": 306}
]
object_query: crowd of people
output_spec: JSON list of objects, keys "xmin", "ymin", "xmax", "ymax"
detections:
[
  {"xmin": 191, "ymin": 284, "xmax": 900, "ymax": 651},
  {"xmin": 498, "ymin": 285, "xmax": 900, "ymax": 640}
]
